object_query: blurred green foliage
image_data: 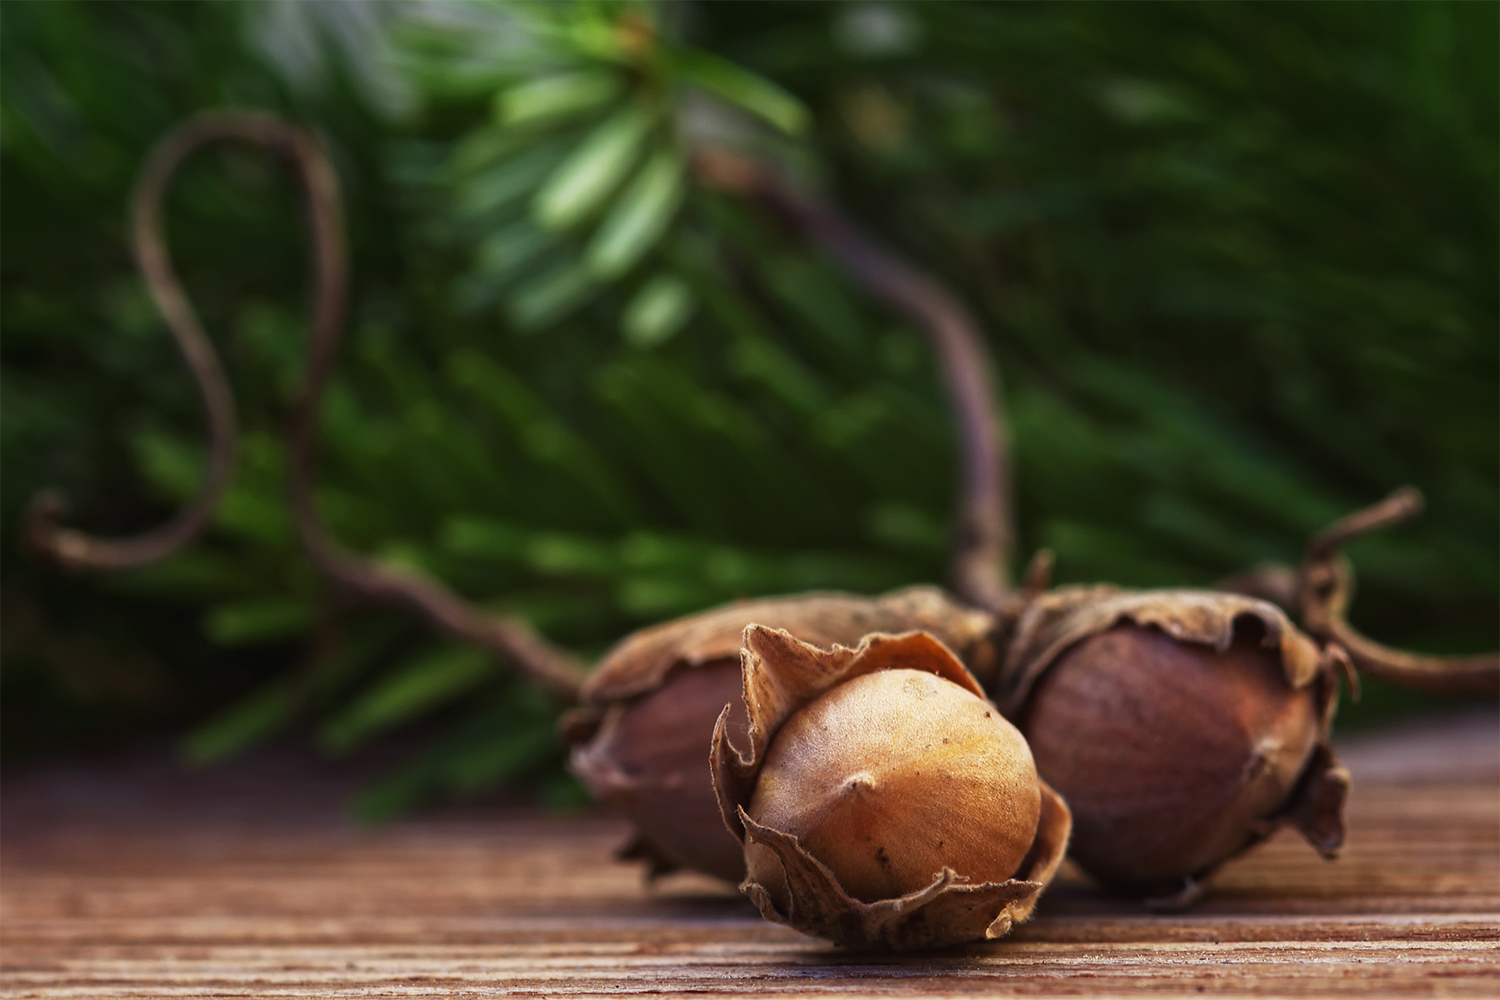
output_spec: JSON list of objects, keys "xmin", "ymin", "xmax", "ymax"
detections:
[{"xmin": 3, "ymin": 1, "xmax": 1494, "ymax": 814}]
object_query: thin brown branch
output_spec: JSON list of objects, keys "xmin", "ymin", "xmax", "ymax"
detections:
[
  {"xmin": 30, "ymin": 110, "xmax": 585, "ymax": 702},
  {"xmin": 267, "ymin": 115, "xmax": 585, "ymax": 703},
  {"xmin": 1298, "ymin": 487, "xmax": 1499, "ymax": 696},
  {"xmin": 692, "ymin": 149, "xmax": 1013, "ymax": 610},
  {"xmin": 1307, "ymin": 485, "xmax": 1424, "ymax": 562}
]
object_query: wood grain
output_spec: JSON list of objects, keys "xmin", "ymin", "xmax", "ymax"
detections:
[{"xmin": 3, "ymin": 712, "xmax": 1496, "ymax": 998}]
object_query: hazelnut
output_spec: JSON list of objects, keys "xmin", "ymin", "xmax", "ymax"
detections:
[
  {"xmin": 568, "ymin": 660, "xmax": 748, "ymax": 881},
  {"xmin": 712, "ymin": 625, "xmax": 1071, "ymax": 950},
  {"xmin": 996, "ymin": 586, "xmax": 1349, "ymax": 905},
  {"xmin": 748, "ymin": 668, "xmax": 1041, "ymax": 904},
  {"xmin": 566, "ymin": 587, "xmax": 998, "ymax": 881}
]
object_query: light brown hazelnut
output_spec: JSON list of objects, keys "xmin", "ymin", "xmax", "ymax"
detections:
[
  {"xmin": 712, "ymin": 625, "xmax": 1071, "ymax": 950},
  {"xmin": 995, "ymin": 586, "xmax": 1349, "ymax": 906},
  {"xmin": 747, "ymin": 669, "xmax": 1040, "ymax": 904},
  {"xmin": 566, "ymin": 587, "xmax": 998, "ymax": 882}
]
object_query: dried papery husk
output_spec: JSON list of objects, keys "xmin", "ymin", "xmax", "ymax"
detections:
[
  {"xmin": 583, "ymin": 586, "xmax": 999, "ymax": 706},
  {"xmin": 566, "ymin": 587, "xmax": 998, "ymax": 881},
  {"xmin": 711, "ymin": 625, "xmax": 1071, "ymax": 950},
  {"xmin": 998, "ymin": 586, "xmax": 1349, "ymax": 904}
]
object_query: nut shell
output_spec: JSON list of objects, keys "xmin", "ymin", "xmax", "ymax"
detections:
[
  {"xmin": 712, "ymin": 625, "xmax": 1071, "ymax": 950},
  {"xmin": 1000, "ymin": 586, "xmax": 1349, "ymax": 903},
  {"xmin": 748, "ymin": 669, "xmax": 1041, "ymax": 904},
  {"xmin": 569, "ymin": 660, "xmax": 747, "ymax": 881},
  {"xmin": 1025, "ymin": 624, "xmax": 1317, "ymax": 891}
]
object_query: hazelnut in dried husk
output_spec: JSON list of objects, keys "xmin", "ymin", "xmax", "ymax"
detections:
[
  {"xmin": 996, "ymin": 586, "xmax": 1350, "ymax": 906},
  {"xmin": 568, "ymin": 659, "xmax": 751, "ymax": 881},
  {"xmin": 712, "ymin": 625, "xmax": 1071, "ymax": 950},
  {"xmin": 566, "ymin": 587, "xmax": 998, "ymax": 882}
]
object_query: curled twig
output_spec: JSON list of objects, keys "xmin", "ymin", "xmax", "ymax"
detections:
[
  {"xmin": 1306, "ymin": 485, "xmax": 1425, "ymax": 562},
  {"xmin": 28, "ymin": 110, "xmax": 585, "ymax": 702},
  {"xmin": 25, "ymin": 114, "xmax": 252, "ymax": 570},
  {"xmin": 1298, "ymin": 487, "xmax": 1499, "ymax": 696},
  {"xmin": 692, "ymin": 149, "xmax": 1014, "ymax": 612}
]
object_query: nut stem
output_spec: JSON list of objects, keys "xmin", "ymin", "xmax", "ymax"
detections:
[{"xmin": 1298, "ymin": 487, "xmax": 1499, "ymax": 696}]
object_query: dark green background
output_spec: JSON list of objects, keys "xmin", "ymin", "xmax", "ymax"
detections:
[{"xmin": 3, "ymin": 1, "xmax": 1494, "ymax": 814}]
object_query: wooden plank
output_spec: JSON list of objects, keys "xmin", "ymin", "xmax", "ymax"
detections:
[{"xmin": 2, "ymin": 712, "xmax": 1496, "ymax": 998}]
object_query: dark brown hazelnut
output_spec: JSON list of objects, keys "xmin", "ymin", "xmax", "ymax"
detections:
[
  {"xmin": 996, "ymin": 586, "xmax": 1349, "ymax": 906},
  {"xmin": 569, "ymin": 660, "xmax": 748, "ymax": 881},
  {"xmin": 566, "ymin": 587, "xmax": 998, "ymax": 882},
  {"xmin": 712, "ymin": 625, "xmax": 1071, "ymax": 950}
]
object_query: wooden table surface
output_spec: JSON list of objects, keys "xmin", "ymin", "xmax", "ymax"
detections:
[{"xmin": 3, "ymin": 711, "xmax": 1496, "ymax": 998}]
